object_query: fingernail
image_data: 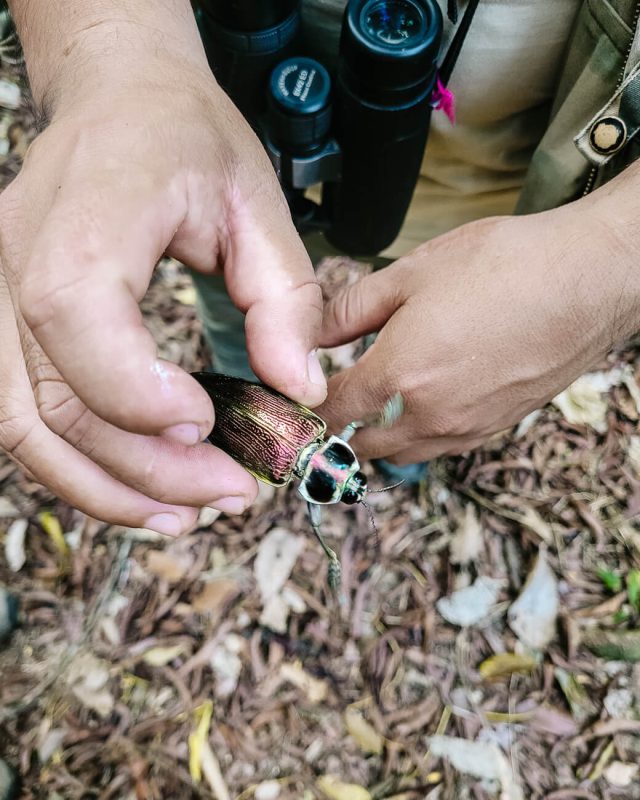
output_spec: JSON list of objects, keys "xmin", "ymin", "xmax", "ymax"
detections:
[
  {"xmin": 210, "ymin": 496, "xmax": 249, "ymax": 515},
  {"xmin": 145, "ymin": 513, "xmax": 183, "ymax": 536},
  {"xmin": 307, "ymin": 350, "xmax": 326, "ymax": 388},
  {"xmin": 162, "ymin": 423, "xmax": 201, "ymax": 446}
]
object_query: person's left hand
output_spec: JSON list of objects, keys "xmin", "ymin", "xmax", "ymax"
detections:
[{"xmin": 317, "ymin": 204, "xmax": 640, "ymax": 464}]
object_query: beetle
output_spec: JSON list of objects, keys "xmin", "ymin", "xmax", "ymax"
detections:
[{"xmin": 191, "ymin": 372, "xmax": 371, "ymax": 591}]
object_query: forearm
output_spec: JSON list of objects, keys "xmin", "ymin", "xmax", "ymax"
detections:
[{"xmin": 7, "ymin": 0, "xmax": 209, "ymax": 115}]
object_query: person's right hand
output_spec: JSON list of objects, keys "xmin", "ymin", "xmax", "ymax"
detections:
[{"xmin": 0, "ymin": 33, "xmax": 326, "ymax": 535}]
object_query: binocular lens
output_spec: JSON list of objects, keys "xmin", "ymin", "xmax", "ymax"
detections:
[{"xmin": 361, "ymin": 0, "xmax": 426, "ymax": 48}]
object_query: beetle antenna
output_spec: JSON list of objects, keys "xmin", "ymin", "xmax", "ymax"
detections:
[
  {"xmin": 368, "ymin": 479, "xmax": 404, "ymax": 493},
  {"xmin": 361, "ymin": 499, "xmax": 380, "ymax": 553}
]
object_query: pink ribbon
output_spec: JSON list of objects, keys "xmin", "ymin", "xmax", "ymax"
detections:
[{"xmin": 431, "ymin": 77, "xmax": 456, "ymax": 124}]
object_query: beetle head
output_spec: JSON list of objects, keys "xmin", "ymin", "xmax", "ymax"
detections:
[{"xmin": 341, "ymin": 470, "xmax": 367, "ymax": 505}]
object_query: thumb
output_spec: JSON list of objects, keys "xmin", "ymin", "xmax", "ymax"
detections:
[
  {"xmin": 320, "ymin": 263, "xmax": 407, "ymax": 348},
  {"xmin": 223, "ymin": 173, "xmax": 326, "ymax": 407}
]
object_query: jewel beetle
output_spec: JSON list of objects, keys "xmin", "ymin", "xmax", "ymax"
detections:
[{"xmin": 191, "ymin": 372, "xmax": 372, "ymax": 591}]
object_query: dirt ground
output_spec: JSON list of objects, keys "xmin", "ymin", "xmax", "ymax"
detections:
[{"xmin": 1, "ymin": 25, "xmax": 640, "ymax": 800}]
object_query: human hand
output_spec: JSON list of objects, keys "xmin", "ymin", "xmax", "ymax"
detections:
[
  {"xmin": 0, "ymin": 8, "xmax": 325, "ymax": 533},
  {"xmin": 318, "ymin": 204, "xmax": 640, "ymax": 463}
]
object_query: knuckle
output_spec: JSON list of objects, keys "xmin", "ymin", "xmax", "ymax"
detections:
[
  {"xmin": 0, "ymin": 404, "xmax": 37, "ymax": 459},
  {"xmin": 33, "ymin": 375, "xmax": 100, "ymax": 453},
  {"xmin": 20, "ymin": 271, "xmax": 75, "ymax": 333}
]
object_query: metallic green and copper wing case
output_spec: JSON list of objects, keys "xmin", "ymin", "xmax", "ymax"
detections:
[{"xmin": 192, "ymin": 373, "xmax": 327, "ymax": 486}]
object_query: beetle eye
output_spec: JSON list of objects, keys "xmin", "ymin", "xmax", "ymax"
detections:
[
  {"xmin": 341, "ymin": 488, "xmax": 359, "ymax": 505},
  {"xmin": 305, "ymin": 468, "xmax": 338, "ymax": 503}
]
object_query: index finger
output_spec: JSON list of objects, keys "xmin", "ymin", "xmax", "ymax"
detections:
[{"xmin": 14, "ymin": 176, "xmax": 214, "ymax": 442}]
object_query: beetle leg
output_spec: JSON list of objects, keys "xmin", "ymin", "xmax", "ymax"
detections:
[
  {"xmin": 339, "ymin": 421, "xmax": 361, "ymax": 443},
  {"xmin": 307, "ymin": 502, "xmax": 341, "ymax": 592}
]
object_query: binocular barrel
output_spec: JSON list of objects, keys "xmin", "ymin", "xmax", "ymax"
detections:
[
  {"xmin": 197, "ymin": 0, "xmax": 301, "ymax": 121},
  {"xmin": 197, "ymin": 0, "xmax": 443, "ymax": 256}
]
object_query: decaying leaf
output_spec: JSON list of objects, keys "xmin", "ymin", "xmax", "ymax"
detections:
[
  {"xmin": 344, "ymin": 708, "xmax": 383, "ymax": 755},
  {"xmin": 552, "ymin": 370, "xmax": 623, "ymax": 433},
  {"xmin": 254, "ymin": 528, "xmax": 304, "ymax": 604},
  {"xmin": 210, "ymin": 634, "xmax": 244, "ymax": 698},
  {"xmin": 4, "ymin": 518, "xmax": 27, "ymax": 572},
  {"xmin": 36, "ymin": 721, "xmax": 67, "ymax": 764},
  {"xmin": 66, "ymin": 651, "xmax": 114, "ymax": 717},
  {"xmin": 450, "ymin": 504, "xmax": 483, "ymax": 565},
  {"xmin": 604, "ymin": 761, "xmax": 639, "ymax": 787},
  {"xmin": 519, "ymin": 507, "xmax": 554, "ymax": 545},
  {"xmin": 603, "ymin": 687, "xmax": 635, "ymax": 719},
  {"xmin": 479, "ymin": 652, "xmax": 537, "ymax": 681},
  {"xmin": 0, "ymin": 498, "xmax": 18, "ymax": 518},
  {"xmin": 436, "ymin": 576, "xmax": 503, "ymax": 627},
  {"xmin": 430, "ymin": 736, "xmax": 523, "ymax": 800},
  {"xmin": 508, "ymin": 551, "xmax": 558, "ymax": 650},
  {"xmin": 0, "ymin": 78, "xmax": 20, "ymax": 110},
  {"xmin": 254, "ymin": 780, "xmax": 281, "ymax": 800},
  {"xmin": 628, "ymin": 436, "xmax": 640, "ymax": 476},
  {"xmin": 200, "ymin": 740, "xmax": 231, "ymax": 800},
  {"xmin": 260, "ymin": 593, "xmax": 291, "ymax": 633},
  {"xmin": 316, "ymin": 775, "xmax": 371, "ymax": 800},
  {"xmin": 554, "ymin": 668, "xmax": 598, "ymax": 723}
]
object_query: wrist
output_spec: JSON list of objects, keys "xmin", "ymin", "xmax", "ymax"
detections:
[
  {"xmin": 575, "ymin": 171, "xmax": 640, "ymax": 346},
  {"xmin": 9, "ymin": 1, "xmax": 212, "ymax": 118}
]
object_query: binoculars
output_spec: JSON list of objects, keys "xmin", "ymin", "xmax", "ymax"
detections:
[{"xmin": 195, "ymin": 1, "xmax": 443, "ymax": 256}]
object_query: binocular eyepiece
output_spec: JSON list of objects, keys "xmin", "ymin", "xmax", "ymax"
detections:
[{"xmin": 196, "ymin": 0, "xmax": 443, "ymax": 255}]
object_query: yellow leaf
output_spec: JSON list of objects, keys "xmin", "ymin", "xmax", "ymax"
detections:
[
  {"xmin": 142, "ymin": 644, "xmax": 185, "ymax": 667},
  {"xmin": 317, "ymin": 776, "xmax": 371, "ymax": 800},
  {"xmin": 279, "ymin": 661, "xmax": 328, "ymax": 704},
  {"xmin": 344, "ymin": 708, "xmax": 383, "ymax": 755},
  {"xmin": 479, "ymin": 652, "xmax": 537, "ymax": 680},
  {"xmin": 38, "ymin": 512, "xmax": 70, "ymax": 568},
  {"xmin": 189, "ymin": 701, "xmax": 214, "ymax": 783}
]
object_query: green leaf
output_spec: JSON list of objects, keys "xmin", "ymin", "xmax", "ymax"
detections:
[
  {"xmin": 626, "ymin": 570, "xmax": 640, "ymax": 612},
  {"xmin": 597, "ymin": 567, "xmax": 622, "ymax": 594},
  {"xmin": 583, "ymin": 629, "xmax": 640, "ymax": 662},
  {"xmin": 613, "ymin": 608, "xmax": 631, "ymax": 626}
]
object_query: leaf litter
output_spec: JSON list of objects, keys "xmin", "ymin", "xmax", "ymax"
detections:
[{"xmin": 1, "ymin": 59, "xmax": 640, "ymax": 799}]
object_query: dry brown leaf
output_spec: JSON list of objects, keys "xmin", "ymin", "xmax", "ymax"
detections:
[
  {"xmin": 146, "ymin": 550, "xmax": 192, "ymax": 583},
  {"xmin": 450, "ymin": 504, "xmax": 483, "ymax": 565},
  {"xmin": 192, "ymin": 579, "xmax": 239, "ymax": 614}
]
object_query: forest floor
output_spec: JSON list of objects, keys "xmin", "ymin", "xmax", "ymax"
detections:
[{"xmin": 1, "ymin": 26, "xmax": 640, "ymax": 800}]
